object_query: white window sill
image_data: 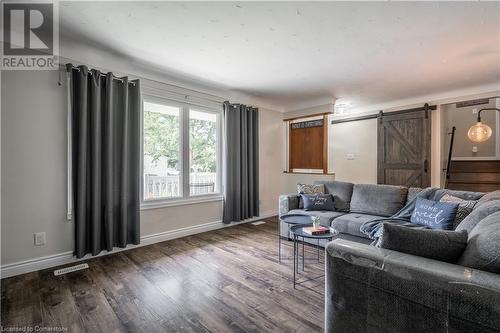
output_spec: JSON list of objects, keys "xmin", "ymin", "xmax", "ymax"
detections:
[
  {"xmin": 140, "ymin": 194, "xmax": 223, "ymax": 210},
  {"xmin": 66, "ymin": 195, "xmax": 223, "ymax": 220}
]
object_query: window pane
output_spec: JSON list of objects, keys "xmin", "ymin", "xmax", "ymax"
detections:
[
  {"xmin": 189, "ymin": 110, "xmax": 218, "ymax": 195},
  {"xmin": 143, "ymin": 101, "xmax": 181, "ymax": 200}
]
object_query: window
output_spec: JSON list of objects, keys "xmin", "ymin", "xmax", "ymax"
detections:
[
  {"xmin": 189, "ymin": 109, "xmax": 219, "ymax": 195},
  {"xmin": 286, "ymin": 115, "xmax": 329, "ymax": 174},
  {"xmin": 143, "ymin": 101, "xmax": 181, "ymax": 200},
  {"xmin": 142, "ymin": 97, "xmax": 222, "ymax": 206}
]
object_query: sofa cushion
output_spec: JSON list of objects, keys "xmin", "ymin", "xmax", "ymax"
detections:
[
  {"xmin": 288, "ymin": 209, "xmax": 346, "ymax": 225},
  {"xmin": 302, "ymin": 194, "xmax": 335, "ymax": 211},
  {"xmin": 457, "ymin": 211, "xmax": 500, "ymax": 273},
  {"xmin": 314, "ymin": 180, "xmax": 354, "ymax": 212},
  {"xmin": 379, "ymin": 223, "xmax": 468, "ymax": 263},
  {"xmin": 331, "ymin": 213, "xmax": 385, "ymax": 239},
  {"xmin": 350, "ymin": 184, "xmax": 408, "ymax": 217},
  {"xmin": 455, "ymin": 199, "xmax": 500, "ymax": 233},
  {"xmin": 475, "ymin": 190, "xmax": 500, "ymax": 208}
]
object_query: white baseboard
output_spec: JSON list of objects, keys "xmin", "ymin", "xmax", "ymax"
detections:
[{"xmin": 0, "ymin": 211, "xmax": 278, "ymax": 279}]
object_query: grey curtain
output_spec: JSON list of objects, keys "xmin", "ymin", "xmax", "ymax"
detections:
[
  {"xmin": 68, "ymin": 64, "xmax": 141, "ymax": 258},
  {"xmin": 223, "ymin": 101, "xmax": 259, "ymax": 223}
]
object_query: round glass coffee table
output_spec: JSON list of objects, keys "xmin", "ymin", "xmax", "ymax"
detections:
[
  {"xmin": 289, "ymin": 223, "xmax": 338, "ymax": 288},
  {"xmin": 278, "ymin": 214, "xmax": 317, "ymax": 263}
]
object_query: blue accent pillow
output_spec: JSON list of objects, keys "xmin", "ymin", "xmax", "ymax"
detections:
[
  {"xmin": 301, "ymin": 194, "xmax": 335, "ymax": 211},
  {"xmin": 410, "ymin": 197, "xmax": 459, "ymax": 230}
]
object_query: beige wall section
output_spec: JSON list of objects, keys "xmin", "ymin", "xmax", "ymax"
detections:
[
  {"xmin": 141, "ymin": 202, "xmax": 223, "ymax": 236},
  {"xmin": 431, "ymin": 105, "xmax": 442, "ymax": 187},
  {"xmin": 1, "ymin": 70, "xmax": 283, "ymax": 266},
  {"xmin": 441, "ymin": 98, "xmax": 499, "ymax": 159},
  {"xmin": 283, "ymin": 103, "xmax": 333, "ymax": 120},
  {"xmin": 259, "ymin": 108, "xmax": 284, "ymax": 215},
  {"xmin": 282, "ymin": 173, "xmax": 335, "ymax": 194},
  {"xmin": 329, "ymin": 118, "xmax": 378, "ymax": 184},
  {"xmin": 1, "ymin": 71, "xmax": 74, "ymax": 265}
]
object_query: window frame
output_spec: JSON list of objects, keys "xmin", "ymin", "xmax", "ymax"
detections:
[{"xmin": 140, "ymin": 94, "xmax": 223, "ymax": 210}]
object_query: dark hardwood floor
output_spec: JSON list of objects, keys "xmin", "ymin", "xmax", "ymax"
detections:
[{"xmin": 1, "ymin": 217, "xmax": 326, "ymax": 333}]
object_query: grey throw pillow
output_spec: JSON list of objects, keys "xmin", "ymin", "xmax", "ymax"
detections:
[
  {"xmin": 457, "ymin": 211, "xmax": 500, "ymax": 273},
  {"xmin": 433, "ymin": 189, "xmax": 484, "ymax": 201},
  {"xmin": 297, "ymin": 183, "xmax": 325, "ymax": 209},
  {"xmin": 378, "ymin": 223, "xmax": 468, "ymax": 263},
  {"xmin": 439, "ymin": 194, "xmax": 477, "ymax": 229}
]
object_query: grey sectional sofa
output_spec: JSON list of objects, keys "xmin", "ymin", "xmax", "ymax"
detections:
[
  {"xmin": 279, "ymin": 181, "xmax": 500, "ymax": 332},
  {"xmin": 280, "ymin": 181, "xmax": 410, "ymax": 243},
  {"xmin": 279, "ymin": 181, "xmax": 485, "ymax": 243}
]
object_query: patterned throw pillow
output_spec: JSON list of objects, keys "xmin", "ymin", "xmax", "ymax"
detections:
[
  {"xmin": 406, "ymin": 187, "xmax": 424, "ymax": 204},
  {"xmin": 440, "ymin": 194, "xmax": 478, "ymax": 229},
  {"xmin": 297, "ymin": 183, "xmax": 325, "ymax": 209}
]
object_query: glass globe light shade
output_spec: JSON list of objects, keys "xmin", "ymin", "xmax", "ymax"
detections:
[{"xmin": 467, "ymin": 122, "xmax": 492, "ymax": 143}]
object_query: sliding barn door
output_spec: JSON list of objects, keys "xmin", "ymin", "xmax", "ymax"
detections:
[{"xmin": 378, "ymin": 108, "xmax": 432, "ymax": 187}]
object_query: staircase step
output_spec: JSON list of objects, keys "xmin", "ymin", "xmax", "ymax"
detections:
[
  {"xmin": 447, "ymin": 160, "xmax": 500, "ymax": 192},
  {"xmin": 446, "ymin": 182, "xmax": 500, "ymax": 192},
  {"xmin": 449, "ymin": 160, "xmax": 500, "ymax": 173},
  {"xmin": 447, "ymin": 172, "xmax": 500, "ymax": 184}
]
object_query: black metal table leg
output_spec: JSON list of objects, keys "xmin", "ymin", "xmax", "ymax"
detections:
[
  {"xmin": 296, "ymin": 235, "xmax": 299, "ymax": 273},
  {"xmin": 288, "ymin": 223, "xmax": 338, "ymax": 290},
  {"xmin": 317, "ymin": 239, "xmax": 320, "ymax": 263},
  {"xmin": 293, "ymin": 234, "xmax": 297, "ymax": 288},
  {"xmin": 278, "ymin": 220, "xmax": 281, "ymax": 263},
  {"xmin": 302, "ymin": 236, "xmax": 305, "ymax": 271}
]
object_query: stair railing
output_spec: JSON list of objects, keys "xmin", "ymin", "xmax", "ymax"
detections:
[{"xmin": 444, "ymin": 126, "xmax": 456, "ymax": 188}]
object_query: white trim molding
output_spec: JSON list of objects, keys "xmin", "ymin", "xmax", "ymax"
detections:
[
  {"xmin": 0, "ymin": 211, "xmax": 278, "ymax": 279},
  {"xmin": 141, "ymin": 195, "xmax": 223, "ymax": 210}
]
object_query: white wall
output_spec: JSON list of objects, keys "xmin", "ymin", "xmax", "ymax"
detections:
[
  {"xmin": 259, "ymin": 108, "xmax": 284, "ymax": 215},
  {"xmin": 329, "ymin": 118, "xmax": 378, "ymax": 184},
  {"xmin": 1, "ymin": 69, "xmax": 283, "ymax": 273},
  {"xmin": 2, "ymin": 71, "xmax": 73, "ymax": 265},
  {"xmin": 283, "ymin": 103, "xmax": 334, "ymax": 120}
]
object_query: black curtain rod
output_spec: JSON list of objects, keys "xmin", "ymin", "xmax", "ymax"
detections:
[{"xmin": 65, "ymin": 63, "xmax": 138, "ymax": 86}]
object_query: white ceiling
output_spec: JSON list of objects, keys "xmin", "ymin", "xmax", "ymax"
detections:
[{"xmin": 59, "ymin": 1, "xmax": 500, "ymax": 112}]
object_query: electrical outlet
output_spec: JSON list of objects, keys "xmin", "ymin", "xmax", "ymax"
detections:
[
  {"xmin": 346, "ymin": 153, "xmax": 355, "ymax": 160},
  {"xmin": 472, "ymin": 146, "xmax": 478, "ymax": 153},
  {"xmin": 34, "ymin": 232, "xmax": 46, "ymax": 246},
  {"xmin": 472, "ymin": 108, "xmax": 478, "ymax": 114}
]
